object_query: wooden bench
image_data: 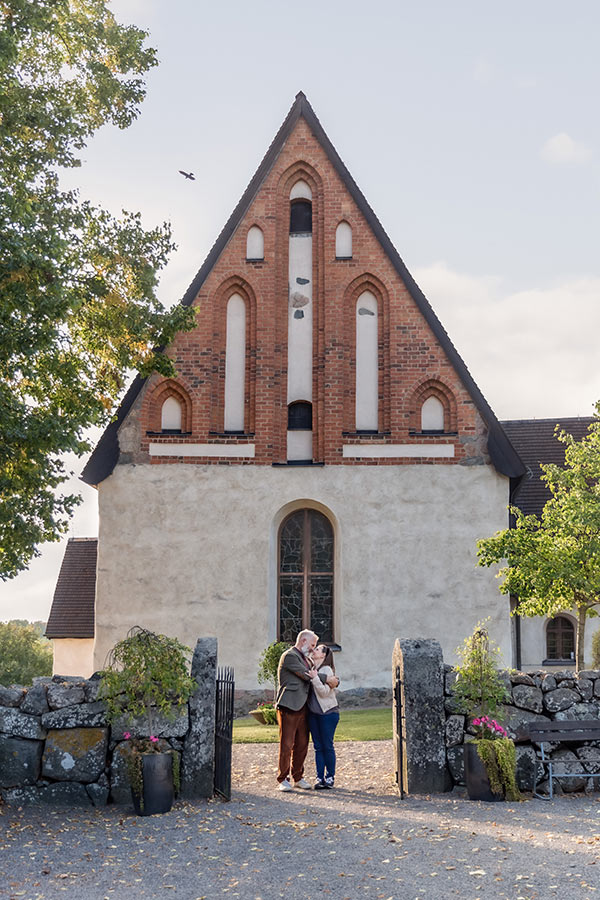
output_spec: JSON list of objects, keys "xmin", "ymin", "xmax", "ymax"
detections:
[{"xmin": 529, "ymin": 720, "xmax": 600, "ymax": 799}]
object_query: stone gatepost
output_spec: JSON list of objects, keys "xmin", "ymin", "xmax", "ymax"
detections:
[
  {"xmin": 182, "ymin": 637, "xmax": 217, "ymax": 798},
  {"xmin": 393, "ymin": 638, "xmax": 446, "ymax": 794}
]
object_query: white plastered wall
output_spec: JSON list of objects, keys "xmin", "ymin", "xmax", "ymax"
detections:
[
  {"xmin": 519, "ymin": 611, "xmax": 599, "ymax": 670},
  {"xmin": 94, "ymin": 463, "xmax": 511, "ymax": 689},
  {"xmin": 52, "ymin": 638, "xmax": 95, "ymax": 678}
]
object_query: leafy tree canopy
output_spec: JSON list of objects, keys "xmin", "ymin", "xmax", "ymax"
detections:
[
  {"xmin": 477, "ymin": 404, "xmax": 600, "ymax": 670},
  {"xmin": 0, "ymin": 621, "xmax": 53, "ymax": 684},
  {"xmin": 0, "ymin": 1, "xmax": 195, "ymax": 580}
]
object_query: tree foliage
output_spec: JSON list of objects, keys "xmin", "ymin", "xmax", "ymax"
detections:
[
  {"xmin": 477, "ymin": 406, "xmax": 600, "ymax": 671},
  {"xmin": 0, "ymin": 621, "xmax": 53, "ymax": 685},
  {"xmin": 452, "ymin": 622, "xmax": 509, "ymax": 719},
  {"xmin": 257, "ymin": 641, "xmax": 291, "ymax": 695},
  {"xmin": 0, "ymin": 1, "xmax": 195, "ymax": 579}
]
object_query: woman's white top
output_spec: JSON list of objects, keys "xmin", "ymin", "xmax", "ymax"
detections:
[{"xmin": 311, "ymin": 665, "xmax": 339, "ymax": 713}]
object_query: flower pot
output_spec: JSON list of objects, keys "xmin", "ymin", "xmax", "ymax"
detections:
[
  {"xmin": 464, "ymin": 742, "xmax": 504, "ymax": 802},
  {"xmin": 132, "ymin": 752, "xmax": 174, "ymax": 816},
  {"xmin": 249, "ymin": 710, "xmax": 267, "ymax": 724}
]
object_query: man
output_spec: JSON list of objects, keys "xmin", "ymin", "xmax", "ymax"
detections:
[{"xmin": 275, "ymin": 629, "xmax": 339, "ymax": 792}]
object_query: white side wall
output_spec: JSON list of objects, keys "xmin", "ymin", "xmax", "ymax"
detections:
[
  {"xmin": 520, "ymin": 611, "xmax": 599, "ymax": 670},
  {"xmin": 94, "ymin": 464, "xmax": 511, "ymax": 689},
  {"xmin": 53, "ymin": 638, "xmax": 95, "ymax": 678}
]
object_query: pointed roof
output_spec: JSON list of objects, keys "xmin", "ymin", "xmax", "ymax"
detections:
[
  {"xmin": 45, "ymin": 538, "xmax": 97, "ymax": 639},
  {"xmin": 82, "ymin": 92, "xmax": 524, "ymax": 485}
]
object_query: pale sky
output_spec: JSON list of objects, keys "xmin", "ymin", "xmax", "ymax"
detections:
[{"xmin": 2, "ymin": 0, "xmax": 599, "ymax": 622}]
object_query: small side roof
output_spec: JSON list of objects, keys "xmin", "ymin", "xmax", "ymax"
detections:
[
  {"xmin": 45, "ymin": 538, "xmax": 97, "ymax": 639},
  {"xmin": 82, "ymin": 92, "xmax": 524, "ymax": 485},
  {"xmin": 501, "ymin": 417, "xmax": 594, "ymax": 518}
]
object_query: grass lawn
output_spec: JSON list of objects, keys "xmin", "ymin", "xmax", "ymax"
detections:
[{"xmin": 233, "ymin": 707, "xmax": 392, "ymax": 743}]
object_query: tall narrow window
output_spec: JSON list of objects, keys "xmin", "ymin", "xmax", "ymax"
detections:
[
  {"xmin": 224, "ymin": 293, "xmax": 246, "ymax": 432},
  {"xmin": 421, "ymin": 396, "xmax": 444, "ymax": 431},
  {"xmin": 246, "ymin": 225, "xmax": 264, "ymax": 260},
  {"xmin": 287, "ymin": 181, "xmax": 313, "ymax": 411},
  {"xmin": 161, "ymin": 397, "xmax": 182, "ymax": 431},
  {"xmin": 546, "ymin": 616, "xmax": 575, "ymax": 660},
  {"xmin": 287, "ymin": 401, "xmax": 312, "ymax": 462},
  {"xmin": 279, "ymin": 509, "xmax": 334, "ymax": 643},
  {"xmin": 355, "ymin": 290, "xmax": 378, "ymax": 431},
  {"xmin": 335, "ymin": 221, "xmax": 352, "ymax": 258}
]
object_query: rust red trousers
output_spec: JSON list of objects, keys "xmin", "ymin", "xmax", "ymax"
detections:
[{"xmin": 276, "ymin": 706, "xmax": 309, "ymax": 783}]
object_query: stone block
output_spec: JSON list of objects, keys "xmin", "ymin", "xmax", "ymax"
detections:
[
  {"xmin": 445, "ymin": 715, "xmax": 465, "ymax": 748},
  {"xmin": 0, "ymin": 686, "xmax": 25, "ymax": 707},
  {"xmin": 41, "ymin": 700, "xmax": 107, "ymax": 730},
  {"xmin": 21, "ymin": 682, "xmax": 49, "ymax": 716},
  {"xmin": 40, "ymin": 782, "xmax": 92, "ymax": 805},
  {"xmin": 42, "ymin": 727, "xmax": 108, "ymax": 782},
  {"xmin": 83, "ymin": 679, "xmax": 101, "ymax": 703},
  {"xmin": 550, "ymin": 749, "xmax": 587, "ymax": 792},
  {"xmin": 555, "ymin": 702, "xmax": 600, "ymax": 721},
  {"xmin": 47, "ymin": 683, "xmax": 85, "ymax": 710},
  {"xmin": 444, "ymin": 670, "xmax": 457, "ymax": 694},
  {"xmin": 1, "ymin": 785, "xmax": 41, "ymax": 805},
  {"xmin": 515, "ymin": 746, "xmax": 543, "ymax": 792},
  {"xmin": 595, "ymin": 681, "xmax": 600, "ymax": 698},
  {"xmin": 86, "ymin": 779, "xmax": 109, "ymax": 807},
  {"xmin": 182, "ymin": 637, "xmax": 217, "ymax": 799},
  {"xmin": 541, "ymin": 675, "xmax": 557, "ymax": 692},
  {"xmin": 446, "ymin": 746, "xmax": 464, "ymax": 784},
  {"xmin": 111, "ymin": 704, "xmax": 189, "ymax": 740},
  {"xmin": 576, "ymin": 747, "xmax": 600, "ymax": 776},
  {"xmin": 512, "ymin": 685, "xmax": 543, "ymax": 713},
  {"xmin": 543, "ymin": 688, "xmax": 581, "ymax": 713},
  {"xmin": 578, "ymin": 679, "xmax": 593, "ymax": 701},
  {"xmin": 0, "ymin": 707, "xmax": 46, "ymax": 740},
  {"xmin": 0, "ymin": 737, "xmax": 43, "ymax": 786},
  {"xmin": 498, "ymin": 705, "xmax": 551, "ymax": 743},
  {"xmin": 579, "ymin": 670, "xmax": 600, "ymax": 681},
  {"xmin": 444, "ymin": 695, "xmax": 464, "ymax": 714},
  {"xmin": 555, "ymin": 670, "xmax": 577, "ymax": 682},
  {"xmin": 510, "ymin": 672, "xmax": 535, "ymax": 686}
]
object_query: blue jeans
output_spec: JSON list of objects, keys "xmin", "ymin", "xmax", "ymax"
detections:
[{"xmin": 308, "ymin": 710, "xmax": 339, "ymax": 781}]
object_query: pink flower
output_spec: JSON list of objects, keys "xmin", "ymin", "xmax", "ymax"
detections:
[
  {"xmin": 149, "ymin": 735, "xmax": 158, "ymax": 743},
  {"xmin": 472, "ymin": 718, "xmax": 481, "ymax": 726},
  {"xmin": 123, "ymin": 732, "xmax": 131, "ymax": 740}
]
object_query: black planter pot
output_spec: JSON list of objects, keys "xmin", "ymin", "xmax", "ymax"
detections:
[
  {"xmin": 464, "ymin": 742, "xmax": 504, "ymax": 802},
  {"xmin": 131, "ymin": 752, "xmax": 174, "ymax": 816}
]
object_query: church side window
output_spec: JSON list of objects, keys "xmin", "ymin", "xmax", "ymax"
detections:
[
  {"xmin": 246, "ymin": 225, "xmax": 264, "ymax": 261},
  {"xmin": 335, "ymin": 221, "xmax": 352, "ymax": 258},
  {"xmin": 546, "ymin": 616, "xmax": 575, "ymax": 661},
  {"xmin": 355, "ymin": 290, "xmax": 378, "ymax": 431},
  {"xmin": 421, "ymin": 396, "xmax": 445, "ymax": 432},
  {"xmin": 224, "ymin": 293, "xmax": 246, "ymax": 432},
  {"xmin": 161, "ymin": 396, "xmax": 182, "ymax": 432},
  {"xmin": 279, "ymin": 509, "xmax": 334, "ymax": 643}
]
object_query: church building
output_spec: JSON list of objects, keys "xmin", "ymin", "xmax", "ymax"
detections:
[{"xmin": 49, "ymin": 93, "xmax": 532, "ymax": 688}]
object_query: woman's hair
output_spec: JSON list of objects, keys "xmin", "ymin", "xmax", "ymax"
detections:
[{"xmin": 316, "ymin": 644, "xmax": 335, "ymax": 673}]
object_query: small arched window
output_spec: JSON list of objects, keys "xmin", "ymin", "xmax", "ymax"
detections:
[
  {"xmin": 335, "ymin": 221, "xmax": 352, "ymax": 258},
  {"xmin": 288, "ymin": 401, "xmax": 312, "ymax": 430},
  {"xmin": 224, "ymin": 293, "xmax": 246, "ymax": 432},
  {"xmin": 279, "ymin": 509, "xmax": 334, "ymax": 643},
  {"xmin": 421, "ymin": 396, "xmax": 445, "ymax": 432},
  {"xmin": 546, "ymin": 616, "xmax": 575, "ymax": 661},
  {"xmin": 161, "ymin": 396, "xmax": 182, "ymax": 432},
  {"xmin": 355, "ymin": 290, "xmax": 378, "ymax": 431},
  {"xmin": 290, "ymin": 200, "xmax": 312, "ymax": 234},
  {"xmin": 246, "ymin": 225, "xmax": 264, "ymax": 261}
]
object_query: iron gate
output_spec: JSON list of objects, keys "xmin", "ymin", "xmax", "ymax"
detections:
[
  {"xmin": 214, "ymin": 666, "xmax": 235, "ymax": 800},
  {"xmin": 393, "ymin": 665, "xmax": 406, "ymax": 798}
]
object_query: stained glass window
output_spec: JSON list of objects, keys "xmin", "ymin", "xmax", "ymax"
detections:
[{"xmin": 278, "ymin": 509, "xmax": 334, "ymax": 643}]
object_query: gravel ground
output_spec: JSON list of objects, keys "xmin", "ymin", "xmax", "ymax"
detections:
[{"xmin": 1, "ymin": 741, "xmax": 600, "ymax": 900}]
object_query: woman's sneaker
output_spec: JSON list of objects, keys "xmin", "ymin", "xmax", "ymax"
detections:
[
  {"xmin": 324, "ymin": 775, "xmax": 335, "ymax": 788},
  {"xmin": 314, "ymin": 778, "xmax": 327, "ymax": 790}
]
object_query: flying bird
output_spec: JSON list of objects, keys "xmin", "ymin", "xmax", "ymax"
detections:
[{"xmin": 179, "ymin": 170, "xmax": 195, "ymax": 180}]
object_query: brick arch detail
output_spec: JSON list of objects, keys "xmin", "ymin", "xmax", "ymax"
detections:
[
  {"xmin": 342, "ymin": 273, "xmax": 391, "ymax": 434},
  {"xmin": 148, "ymin": 379, "xmax": 193, "ymax": 433},
  {"xmin": 210, "ymin": 275, "xmax": 257, "ymax": 435},
  {"xmin": 408, "ymin": 378, "xmax": 458, "ymax": 433}
]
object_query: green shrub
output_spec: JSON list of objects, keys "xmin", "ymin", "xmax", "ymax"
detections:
[
  {"xmin": 257, "ymin": 640, "xmax": 291, "ymax": 696},
  {"xmin": 453, "ymin": 620, "xmax": 509, "ymax": 718}
]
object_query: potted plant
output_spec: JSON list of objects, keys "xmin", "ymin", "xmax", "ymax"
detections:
[
  {"xmin": 249, "ymin": 641, "xmax": 290, "ymax": 724},
  {"xmin": 453, "ymin": 622, "xmax": 521, "ymax": 802},
  {"xmin": 100, "ymin": 627, "xmax": 196, "ymax": 815}
]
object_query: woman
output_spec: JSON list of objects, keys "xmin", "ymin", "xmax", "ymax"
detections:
[{"xmin": 308, "ymin": 644, "xmax": 339, "ymax": 789}]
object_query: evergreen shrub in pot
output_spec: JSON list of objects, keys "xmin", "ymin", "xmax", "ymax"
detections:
[
  {"xmin": 453, "ymin": 622, "xmax": 521, "ymax": 802},
  {"xmin": 100, "ymin": 627, "xmax": 196, "ymax": 815}
]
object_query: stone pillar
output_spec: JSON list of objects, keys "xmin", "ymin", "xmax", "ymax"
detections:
[
  {"xmin": 392, "ymin": 638, "xmax": 446, "ymax": 794},
  {"xmin": 181, "ymin": 637, "xmax": 217, "ymax": 798}
]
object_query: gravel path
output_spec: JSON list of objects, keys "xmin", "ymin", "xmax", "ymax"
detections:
[{"xmin": 1, "ymin": 741, "xmax": 600, "ymax": 900}]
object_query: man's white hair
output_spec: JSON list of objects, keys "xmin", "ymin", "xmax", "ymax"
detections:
[{"xmin": 295, "ymin": 629, "xmax": 318, "ymax": 647}]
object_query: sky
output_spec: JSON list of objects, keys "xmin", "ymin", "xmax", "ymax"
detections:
[{"xmin": 2, "ymin": 0, "xmax": 600, "ymax": 623}]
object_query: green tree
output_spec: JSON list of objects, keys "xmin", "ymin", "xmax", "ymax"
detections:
[
  {"xmin": 477, "ymin": 405, "xmax": 600, "ymax": 671},
  {"xmin": 0, "ymin": 622, "xmax": 53, "ymax": 684},
  {"xmin": 0, "ymin": 1, "xmax": 195, "ymax": 580}
]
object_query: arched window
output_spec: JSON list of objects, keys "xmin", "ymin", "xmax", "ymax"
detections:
[
  {"xmin": 421, "ymin": 396, "xmax": 445, "ymax": 432},
  {"xmin": 246, "ymin": 225, "xmax": 264, "ymax": 261},
  {"xmin": 161, "ymin": 396, "xmax": 182, "ymax": 431},
  {"xmin": 279, "ymin": 509, "xmax": 334, "ymax": 643},
  {"xmin": 335, "ymin": 221, "xmax": 352, "ymax": 258},
  {"xmin": 355, "ymin": 290, "xmax": 378, "ymax": 431},
  {"xmin": 290, "ymin": 199, "xmax": 312, "ymax": 234},
  {"xmin": 546, "ymin": 616, "xmax": 575, "ymax": 661},
  {"xmin": 224, "ymin": 293, "xmax": 246, "ymax": 432}
]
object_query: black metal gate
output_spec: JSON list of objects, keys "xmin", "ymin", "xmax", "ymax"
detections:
[
  {"xmin": 393, "ymin": 665, "xmax": 406, "ymax": 798},
  {"xmin": 214, "ymin": 666, "xmax": 235, "ymax": 800}
]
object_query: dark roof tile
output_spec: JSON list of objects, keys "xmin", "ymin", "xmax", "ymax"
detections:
[{"xmin": 45, "ymin": 538, "xmax": 97, "ymax": 639}]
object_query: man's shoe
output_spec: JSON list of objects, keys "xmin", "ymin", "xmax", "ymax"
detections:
[
  {"xmin": 314, "ymin": 778, "xmax": 327, "ymax": 790},
  {"xmin": 324, "ymin": 776, "xmax": 334, "ymax": 788},
  {"xmin": 294, "ymin": 778, "xmax": 311, "ymax": 790},
  {"xmin": 278, "ymin": 779, "xmax": 293, "ymax": 792}
]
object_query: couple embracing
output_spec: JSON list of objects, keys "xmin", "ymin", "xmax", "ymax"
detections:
[{"xmin": 275, "ymin": 629, "xmax": 340, "ymax": 792}]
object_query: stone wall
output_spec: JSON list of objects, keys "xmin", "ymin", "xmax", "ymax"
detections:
[
  {"xmin": 444, "ymin": 666, "xmax": 600, "ymax": 793},
  {"xmin": 0, "ymin": 638, "xmax": 217, "ymax": 807}
]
